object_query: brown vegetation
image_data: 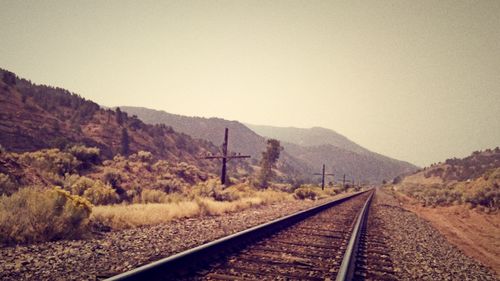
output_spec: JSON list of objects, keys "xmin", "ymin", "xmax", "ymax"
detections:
[
  {"xmin": 394, "ymin": 149, "xmax": 500, "ymax": 212},
  {"xmin": 424, "ymin": 147, "xmax": 500, "ymax": 181},
  {"xmin": 396, "ymin": 169, "xmax": 499, "ymax": 211},
  {"xmin": 0, "ymin": 187, "xmax": 91, "ymax": 244},
  {"xmin": 0, "ymin": 145, "xmax": 344, "ymax": 244},
  {"xmin": 91, "ymin": 183, "xmax": 292, "ymax": 229},
  {"xmin": 0, "ymin": 69, "xmax": 355, "ymax": 245}
]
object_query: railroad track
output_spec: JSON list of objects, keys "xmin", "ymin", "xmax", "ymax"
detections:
[{"xmin": 106, "ymin": 189, "xmax": 395, "ymax": 281}]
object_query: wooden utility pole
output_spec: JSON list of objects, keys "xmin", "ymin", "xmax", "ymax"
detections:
[
  {"xmin": 313, "ymin": 164, "xmax": 335, "ymax": 190},
  {"xmin": 201, "ymin": 128, "xmax": 250, "ymax": 185},
  {"xmin": 335, "ymin": 174, "xmax": 353, "ymax": 188}
]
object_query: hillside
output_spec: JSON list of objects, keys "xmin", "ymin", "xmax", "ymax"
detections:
[
  {"xmin": 395, "ymin": 148, "xmax": 500, "ymax": 210},
  {"xmin": 120, "ymin": 106, "xmax": 313, "ymax": 181},
  {"xmin": 120, "ymin": 107, "xmax": 266, "ymax": 159},
  {"xmin": 121, "ymin": 107, "xmax": 417, "ymax": 183},
  {"xmin": 0, "ymin": 69, "xmax": 219, "ymax": 173},
  {"xmin": 403, "ymin": 148, "xmax": 500, "ymax": 185}
]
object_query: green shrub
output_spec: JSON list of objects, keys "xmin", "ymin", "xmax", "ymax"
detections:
[
  {"xmin": 137, "ymin": 151, "xmax": 153, "ymax": 163},
  {"xmin": 39, "ymin": 171, "xmax": 65, "ymax": 186},
  {"xmin": 173, "ymin": 162, "xmax": 205, "ymax": 183},
  {"xmin": 65, "ymin": 175, "xmax": 94, "ymax": 195},
  {"xmin": 463, "ymin": 186, "xmax": 500, "ymax": 209},
  {"xmin": 67, "ymin": 145, "xmax": 100, "ymax": 169},
  {"xmin": 191, "ymin": 179, "xmax": 220, "ymax": 198},
  {"xmin": 0, "ymin": 187, "xmax": 92, "ymax": 244},
  {"xmin": 64, "ymin": 175, "xmax": 111, "ymax": 199},
  {"xmin": 294, "ymin": 187, "xmax": 321, "ymax": 200},
  {"xmin": 83, "ymin": 183, "xmax": 119, "ymax": 205},
  {"xmin": 103, "ymin": 168, "xmax": 123, "ymax": 188},
  {"xmin": 18, "ymin": 149, "xmax": 80, "ymax": 176},
  {"xmin": 133, "ymin": 189, "xmax": 168, "ymax": 204},
  {"xmin": 213, "ymin": 187, "xmax": 242, "ymax": 202},
  {"xmin": 154, "ymin": 179, "xmax": 185, "ymax": 193}
]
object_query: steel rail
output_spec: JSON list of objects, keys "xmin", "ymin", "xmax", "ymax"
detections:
[
  {"xmin": 105, "ymin": 190, "xmax": 371, "ymax": 281},
  {"xmin": 335, "ymin": 190, "xmax": 374, "ymax": 281}
]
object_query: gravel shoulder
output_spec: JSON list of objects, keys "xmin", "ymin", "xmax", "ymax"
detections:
[
  {"xmin": 394, "ymin": 191, "xmax": 500, "ymax": 276},
  {"xmin": 0, "ymin": 197, "xmax": 336, "ymax": 281},
  {"xmin": 372, "ymin": 189, "xmax": 498, "ymax": 280}
]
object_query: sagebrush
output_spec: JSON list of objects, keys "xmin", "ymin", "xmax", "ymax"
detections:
[{"xmin": 0, "ymin": 187, "xmax": 92, "ymax": 244}]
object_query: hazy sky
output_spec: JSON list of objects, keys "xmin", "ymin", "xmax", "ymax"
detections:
[{"xmin": 1, "ymin": 1, "xmax": 499, "ymax": 166}]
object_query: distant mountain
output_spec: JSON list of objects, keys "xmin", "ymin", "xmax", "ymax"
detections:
[
  {"xmin": 246, "ymin": 125, "xmax": 367, "ymax": 155},
  {"xmin": 0, "ymin": 69, "xmax": 219, "ymax": 173},
  {"xmin": 122, "ymin": 107, "xmax": 418, "ymax": 183},
  {"xmin": 284, "ymin": 142, "xmax": 417, "ymax": 183},
  {"xmin": 247, "ymin": 124, "xmax": 418, "ymax": 183}
]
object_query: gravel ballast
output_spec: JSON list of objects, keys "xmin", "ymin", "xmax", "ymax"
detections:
[
  {"xmin": 0, "ymin": 198, "xmax": 332, "ymax": 281},
  {"xmin": 1, "ymin": 190, "xmax": 497, "ymax": 280},
  {"xmin": 371, "ymin": 190, "xmax": 498, "ymax": 280}
]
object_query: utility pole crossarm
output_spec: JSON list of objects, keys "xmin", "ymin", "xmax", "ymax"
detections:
[
  {"xmin": 227, "ymin": 155, "xmax": 251, "ymax": 159},
  {"xmin": 202, "ymin": 155, "xmax": 251, "ymax": 159},
  {"xmin": 200, "ymin": 128, "xmax": 251, "ymax": 185},
  {"xmin": 312, "ymin": 164, "xmax": 335, "ymax": 190}
]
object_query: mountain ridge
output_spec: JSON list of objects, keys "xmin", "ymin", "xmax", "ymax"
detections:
[
  {"xmin": 121, "ymin": 106, "xmax": 418, "ymax": 183},
  {"xmin": 245, "ymin": 124, "xmax": 368, "ymax": 155}
]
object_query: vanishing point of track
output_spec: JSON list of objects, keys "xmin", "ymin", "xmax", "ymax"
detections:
[{"xmin": 106, "ymin": 189, "xmax": 397, "ymax": 281}]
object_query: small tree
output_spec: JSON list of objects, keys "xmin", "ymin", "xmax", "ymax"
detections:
[
  {"xmin": 392, "ymin": 175, "xmax": 402, "ymax": 184},
  {"xmin": 121, "ymin": 128, "xmax": 130, "ymax": 156},
  {"xmin": 258, "ymin": 139, "xmax": 283, "ymax": 188},
  {"xmin": 115, "ymin": 107, "xmax": 123, "ymax": 125},
  {"xmin": 68, "ymin": 145, "xmax": 101, "ymax": 170},
  {"xmin": 2, "ymin": 71, "xmax": 16, "ymax": 86}
]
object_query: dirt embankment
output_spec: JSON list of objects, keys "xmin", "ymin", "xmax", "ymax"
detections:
[{"xmin": 393, "ymin": 191, "xmax": 500, "ymax": 277}]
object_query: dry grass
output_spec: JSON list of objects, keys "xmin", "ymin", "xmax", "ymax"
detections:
[
  {"xmin": 91, "ymin": 201, "xmax": 200, "ymax": 229},
  {"xmin": 91, "ymin": 188, "xmax": 293, "ymax": 229}
]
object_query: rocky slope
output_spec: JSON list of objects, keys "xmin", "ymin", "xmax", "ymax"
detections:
[{"xmin": 0, "ymin": 69, "xmax": 218, "ymax": 173}]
